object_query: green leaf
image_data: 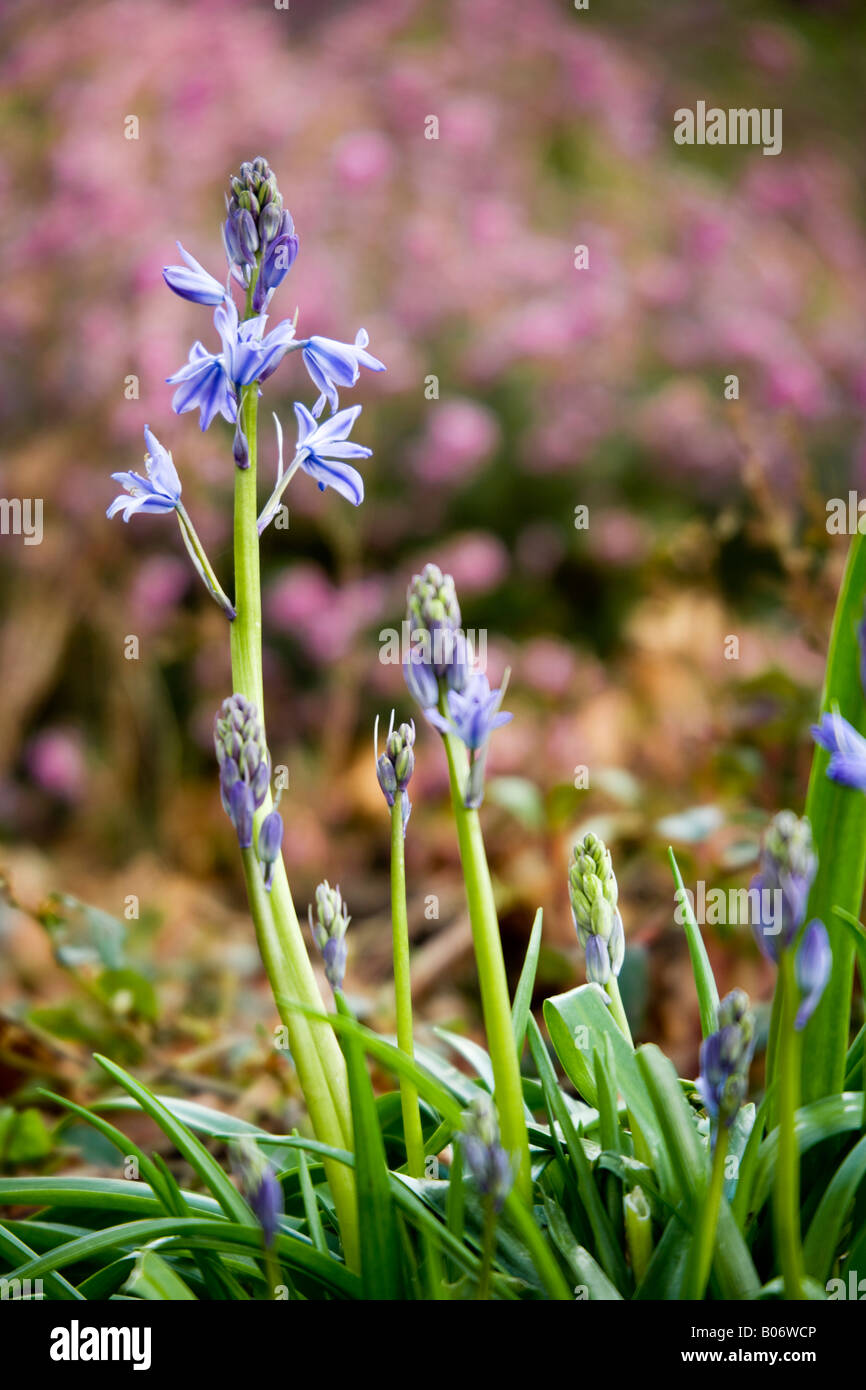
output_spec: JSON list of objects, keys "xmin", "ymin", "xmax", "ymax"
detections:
[
  {"xmin": 796, "ymin": 533, "xmax": 866, "ymax": 1102},
  {"xmin": 77, "ymin": 1256, "xmax": 137, "ymax": 1299},
  {"xmin": 636, "ymin": 1045, "xmax": 760, "ymax": 1300},
  {"xmin": 542, "ymin": 1195, "xmax": 622, "ymax": 1299},
  {"xmin": 336, "ymin": 994, "xmax": 401, "ymax": 1300},
  {"xmin": 39, "ymin": 1088, "xmax": 175, "ymax": 1212},
  {"xmin": 93, "ymin": 1055, "xmax": 255, "ymax": 1228},
  {"xmin": 1, "ymin": 1216, "xmax": 359, "ymax": 1298},
  {"xmin": 752, "ymin": 1092, "xmax": 865, "ymax": 1213},
  {"xmin": 512, "ymin": 908, "xmax": 544, "ymax": 1056},
  {"xmin": 295, "ymin": 1142, "xmax": 329, "ymax": 1258},
  {"xmin": 0, "ymin": 1106, "xmax": 53, "ymax": 1166},
  {"xmin": 501, "ymin": 1191, "xmax": 573, "ymax": 1301},
  {"xmin": 486, "ymin": 777, "xmax": 546, "ymax": 831},
  {"xmin": 0, "ymin": 1174, "xmax": 210, "ymax": 1211},
  {"xmin": 123, "ymin": 1249, "xmax": 198, "ymax": 1300},
  {"xmin": 668, "ymin": 846, "xmax": 719, "ymax": 1038},
  {"xmin": 803, "ymin": 1133, "xmax": 866, "ymax": 1281},
  {"xmin": 0, "ymin": 1222, "xmax": 83, "ymax": 1300},
  {"xmin": 593, "ymin": 1034, "xmax": 623, "ymax": 1156},
  {"xmin": 543, "ymin": 985, "xmax": 669, "ymax": 1189},
  {"xmin": 634, "ymin": 1208, "xmax": 690, "ymax": 1300},
  {"xmin": 527, "ymin": 1016, "xmax": 630, "ymax": 1293}
]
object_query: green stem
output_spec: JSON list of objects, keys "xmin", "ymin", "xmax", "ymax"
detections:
[
  {"xmin": 240, "ymin": 849, "xmax": 359, "ymax": 1273},
  {"xmin": 228, "ymin": 275, "xmax": 358, "ymax": 1270},
  {"xmin": 775, "ymin": 950, "xmax": 806, "ymax": 1299},
  {"xmin": 683, "ymin": 1127, "xmax": 728, "ymax": 1300},
  {"xmin": 604, "ymin": 974, "xmax": 634, "ymax": 1047},
  {"xmin": 476, "ymin": 1197, "xmax": 497, "ymax": 1301},
  {"xmin": 439, "ymin": 712, "xmax": 531, "ymax": 1205},
  {"xmin": 390, "ymin": 799, "xmax": 426, "ymax": 1179}
]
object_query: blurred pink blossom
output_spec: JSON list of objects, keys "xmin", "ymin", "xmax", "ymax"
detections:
[
  {"xmin": 412, "ymin": 399, "xmax": 500, "ymax": 483},
  {"xmin": 27, "ymin": 729, "xmax": 87, "ymax": 803}
]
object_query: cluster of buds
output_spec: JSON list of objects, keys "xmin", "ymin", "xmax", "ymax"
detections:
[
  {"xmin": 223, "ymin": 156, "xmax": 298, "ymax": 311},
  {"xmin": 214, "ymin": 696, "xmax": 282, "ymax": 887},
  {"xmin": 233, "ymin": 1138, "xmax": 283, "ymax": 1247},
  {"xmin": 750, "ymin": 810, "xmax": 830, "ymax": 1030},
  {"xmin": 404, "ymin": 563, "xmax": 469, "ymax": 707},
  {"xmin": 568, "ymin": 832, "xmax": 625, "ymax": 986},
  {"xmin": 309, "ymin": 881, "xmax": 350, "ymax": 992},
  {"xmin": 750, "ymin": 810, "xmax": 817, "ymax": 959},
  {"xmin": 460, "ymin": 1093, "xmax": 514, "ymax": 1213},
  {"xmin": 375, "ymin": 714, "xmax": 415, "ymax": 833},
  {"xmin": 697, "ymin": 989, "xmax": 755, "ymax": 1133}
]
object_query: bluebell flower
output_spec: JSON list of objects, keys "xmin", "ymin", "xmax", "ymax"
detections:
[
  {"xmin": 811, "ymin": 710, "xmax": 866, "ymax": 792},
  {"xmin": 162, "ymin": 242, "xmax": 228, "ymax": 306},
  {"xmin": 167, "ymin": 300, "xmax": 296, "ymax": 430},
  {"xmin": 794, "ymin": 920, "xmax": 831, "ymax": 1031},
  {"xmin": 426, "ymin": 672, "xmax": 512, "ymax": 751},
  {"xmin": 107, "ymin": 427, "xmax": 181, "ymax": 521},
  {"xmin": 403, "ymin": 648, "xmax": 440, "ymax": 709},
  {"xmin": 293, "ymin": 402, "xmax": 372, "ymax": 505},
  {"xmin": 252, "ymin": 210, "xmax": 299, "ymax": 313},
  {"xmin": 301, "ymin": 329, "xmax": 386, "ymax": 417},
  {"xmin": 425, "ymin": 670, "xmax": 512, "ymax": 809}
]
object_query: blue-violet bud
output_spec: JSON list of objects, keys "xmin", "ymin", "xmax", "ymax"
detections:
[{"xmin": 309, "ymin": 880, "xmax": 350, "ymax": 992}]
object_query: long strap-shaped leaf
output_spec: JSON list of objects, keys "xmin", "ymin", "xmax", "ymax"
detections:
[
  {"xmin": 791, "ymin": 534, "xmax": 866, "ymax": 1102},
  {"xmin": 94, "ymin": 1055, "xmax": 255, "ymax": 1227},
  {"xmin": 1, "ymin": 1216, "xmax": 360, "ymax": 1298},
  {"xmin": 336, "ymin": 994, "xmax": 402, "ymax": 1299}
]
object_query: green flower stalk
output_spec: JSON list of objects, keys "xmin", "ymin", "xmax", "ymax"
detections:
[
  {"xmin": 568, "ymin": 833, "xmax": 632, "ymax": 1045},
  {"xmin": 461, "ymin": 1094, "xmax": 514, "ymax": 1300},
  {"xmin": 685, "ymin": 990, "xmax": 754, "ymax": 1300},
  {"xmin": 402, "ymin": 566, "xmax": 531, "ymax": 1204},
  {"xmin": 376, "ymin": 715, "xmax": 425, "ymax": 1179}
]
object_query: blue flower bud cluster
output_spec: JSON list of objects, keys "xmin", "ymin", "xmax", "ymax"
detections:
[
  {"xmin": 697, "ymin": 989, "xmax": 755, "ymax": 1131},
  {"xmin": 376, "ymin": 717, "xmax": 415, "ymax": 833},
  {"xmin": 309, "ymin": 881, "xmax": 350, "ymax": 993},
  {"xmin": 461, "ymin": 1093, "xmax": 514, "ymax": 1213},
  {"xmin": 750, "ymin": 810, "xmax": 830, "ymax": 1031}
]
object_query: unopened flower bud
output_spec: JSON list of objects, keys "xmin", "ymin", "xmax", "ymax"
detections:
[
  {"xmin": 461, "ymin": 1094, "xmax": 513, "ymax": 1212},
  {"xmin": 257, "ymin": 810, "xmax": 283, "ymax": 891},
  {"xmin": 375, "ymin": 716, "xmax": 415, "ymax": 834},
  {"xmin": 568, "ymin": 832, "xmax": 625, "ymax": 985},
  {"xmin": 308, "ymin": 881, "xmax": 350, "ymax": 992},
  {"xmin": 697, "ymin": 989, "xmax": 755, "ymax": 1133},
  {"xmin": 215, "ymin": 695, "xmax": 271, "ymax": 848},
  {"xmin": 233, "ymin": 1139, "xmax": 282, "ymax": 1247},
  {"xmin": 259, "ymin": 200, "xmax": 282, "ymax": 244}
]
